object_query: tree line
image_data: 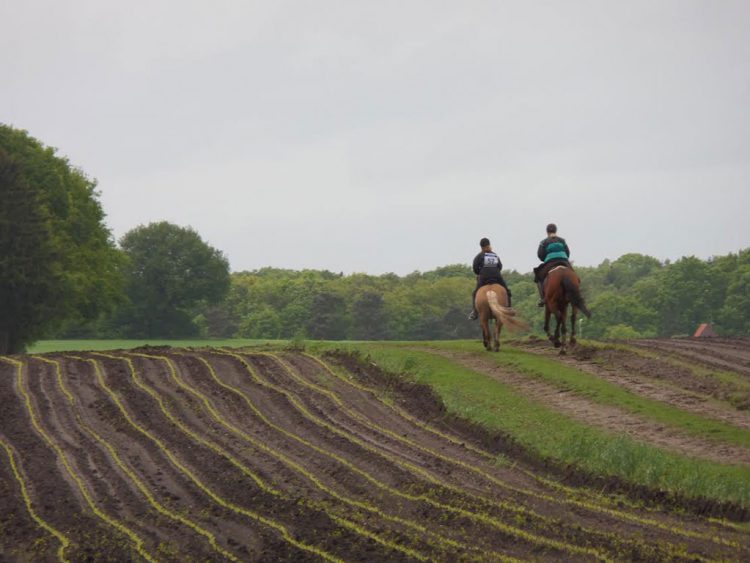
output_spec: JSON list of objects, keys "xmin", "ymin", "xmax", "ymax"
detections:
[
  {"xmin": 69, "ymin": 250, "xmax": 749, "ymax": 342},
  {"xmin": 177, "ymin": 250, "xmax": 750, "ymax": 341},
  {"xmin": 2, "ymin": 124, "xmax": 748, "ymax": 351}
]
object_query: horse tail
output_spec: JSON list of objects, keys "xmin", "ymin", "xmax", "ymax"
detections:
[
  {"xmin": 487, "ymin": 290, "xmax": 530, "ymax": 332},
  {"xmin": 562, "ymin": 275, "xmax": 592, "ymax": 318}
]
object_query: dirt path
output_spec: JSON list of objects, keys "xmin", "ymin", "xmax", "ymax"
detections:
[
  {"xmin": 634, "ymin": 338, "xmax": 750, "ymax": 379},
  {"xmin": 514, "ymin": 340, "xmax": 750, "ymax": 430},
  {"xmin": 424, "ymin": 348, "xmax": 750, "ymax": 466}
]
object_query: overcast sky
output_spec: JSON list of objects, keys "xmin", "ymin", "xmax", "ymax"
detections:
[{"xmin": 2, "ymin": 1, "xmax": 749, "ymax": 274}]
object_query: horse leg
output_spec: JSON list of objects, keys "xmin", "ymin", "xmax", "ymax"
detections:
[
  {"xmin": 553, "ymin": 310, "xmax": 563, "ymax": 348},
  {"xmin": 544, "ymin": 306, "xmax": 555, "ymax": 344},
  {"xmin": 481, "ymin": 317, "xmax": 491, "ymax": 351},
  {"xmin": 570, "ymin": 307, "xmax": 578, "ymax": 348},
  {"xmin": 559, "ymin": 308, "xmax": 568, "ymax": 355}
]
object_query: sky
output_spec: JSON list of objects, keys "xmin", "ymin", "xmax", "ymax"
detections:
[{"xmin": 2, "ymin": 1, "xmax": 749, "ymax": 275}]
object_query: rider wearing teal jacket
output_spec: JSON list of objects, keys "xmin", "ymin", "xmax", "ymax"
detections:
[{"xmin": 534, "ymin": 223, "xmax": 571, "ymax": 306}]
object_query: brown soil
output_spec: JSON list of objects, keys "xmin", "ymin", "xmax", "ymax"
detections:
[
  {"xmin": 0, "ymin": 348, "xmax": 748, "ymax": 561},
  {"xmin": 633, "ymin": 338, "xmax": 750, "ymax": 380},
  {"xmin": 515, "ymin": 339, "xmax": 750, "ymax": 427}
]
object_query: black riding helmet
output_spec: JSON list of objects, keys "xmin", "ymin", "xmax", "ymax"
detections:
[
  {"xmin": 546, "ymin": 223, "xmax": 557, "ymax": 234},
  {"xmin": 479, "ymin": 237, "xmax": 490, "ymax": 247}
]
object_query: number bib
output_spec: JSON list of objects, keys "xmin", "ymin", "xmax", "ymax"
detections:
[{"xmin": 483, "ymin": 253, "xmax": 499, "ymax": 267}]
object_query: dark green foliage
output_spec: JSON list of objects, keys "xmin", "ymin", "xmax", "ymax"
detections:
[
  {"xmin": 718, "ymin": 263, "xmax": 750, "ymax": 335},
  {"xmin": 307, "ymin": 291, "xmax": 349, "ymax": 339},
  {"xmin": 655, "ymin": 257, "xmax": 716, "ymax": 336},
  {"xmin": 115, "ymin": 222, "xmax": 230, "ymax": 337},
  {"xmin": 351, "ymin": 291, "xmax": 388, "ymax": 340},
  {"xmin": 0, "ymin": 126, "xmax": 124, "ymax": 353},
  {"xmin": 604, "ymin": 253, "xmax": 662, "ymax": 289},
  {"xmin": 585, "ymin": 292, "xmax": 659, "ymax": 338},
  {"xmin": 195, "ymin": 249, "xmax": 749, "ymax": 340},
  {"xmin": 0, "ymin": 148, "xmax": 58, "ymax": 353}
]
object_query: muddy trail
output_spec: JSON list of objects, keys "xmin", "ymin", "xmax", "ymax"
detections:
[
  {"xmin": 512, "ymin": 338, "xmax": 750, "ymax": 427},
  {"xmin": 632, "ymin": 338, "xmax": 750, "ymax": 380},
  {"xmin": 0, "ymin": 348, "xmax": 748, "ymax": 561}
]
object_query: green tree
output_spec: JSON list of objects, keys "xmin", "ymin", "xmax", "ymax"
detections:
[
  {"xmin": 604, "ymin": 253, "xmax": 662, "ymax": 289},
  {"xmin": 603, "ymin": 324, "xmax": 642, "ymax": 340},
  {"xmin": 237, "ymin": 306, "xmax": 281, "ymax": 339},
  {"xmin": 307, "ymin": 290, "xmax": 349, "ymax": 340},
  {"xmin": 585, "ymin": 291, "xmax": 658, "ymax": 338},
  {"xmin": 351, "ymin": 290, "xmax": 389, "ymax": 340},
  {"xmin": 117, "ymin": 222, "xmax": 230, "ymax": 337},
  {"xmin": 718, "ymin": 264, "xmax": 750, "ymax": 335},
  {"xmin": 0, "ymin": 126, "xmax": 124, "ymax": 353},
  {"xmin": 656, "ymin": 257, "xmax": 719, "ymax": 336}
]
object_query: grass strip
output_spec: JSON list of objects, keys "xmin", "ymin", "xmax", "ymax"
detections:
[{"xmin": 343, "ymin": 344, "xmax": 750, "ymax": 508}]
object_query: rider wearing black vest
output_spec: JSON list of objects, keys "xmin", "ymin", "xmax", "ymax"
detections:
[{"xmin": 469, "ymin": 237, "xmax": 512, "ymax": 320}]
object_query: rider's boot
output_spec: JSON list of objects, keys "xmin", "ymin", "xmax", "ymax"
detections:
[
  {"xmin": 468, "ymin": 309, "xmax": 478, "ymax": 320},
  {"xmin": 537, "ymin": 281, "xmax": 545, "ymax": 307}
]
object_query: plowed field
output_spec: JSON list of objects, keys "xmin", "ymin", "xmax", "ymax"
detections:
[{"xmin": 1, "ymin": 346, "xmax": 749, "ymax": 561}]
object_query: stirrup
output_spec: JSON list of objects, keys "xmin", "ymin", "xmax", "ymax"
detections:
[
  {"xmin": 537, "ymin": 300, "xmax": 545, "ymax": 308},
  {"xmin": 468, "ymin": 310, "xmax": 478, "ymax": 320}
]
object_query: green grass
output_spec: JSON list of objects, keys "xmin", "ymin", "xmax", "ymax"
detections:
[
  {"xmin": 328, "ymin": 343, "xmax": 750, "ymax": 507},
  {"xmin": 425, "ymin": 340, "xmax": 750, "ymax": 450},
  {"xmin": 27, "ymin": 339, "xmax": 284, "ymax": 354}
]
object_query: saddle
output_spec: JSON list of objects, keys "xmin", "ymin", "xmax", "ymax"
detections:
[{"xmin": 536, "ymin": 261, "xmax": 573, "ymax": 285}]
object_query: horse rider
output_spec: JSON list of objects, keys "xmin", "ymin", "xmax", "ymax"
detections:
[
  {"xmin": 469, "ymin": 237, "xmax": 512, "ymax": 320},
  {"xmin": 534, "ymin": 223, "xmax": 572, "ymax": 307}
]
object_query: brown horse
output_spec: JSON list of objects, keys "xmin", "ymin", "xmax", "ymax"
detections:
[
  {"xmin": 475, "ymin": 284, "xmax": 529, "ymax": 352},
  {"xmin": 543, "ymin": 266, "xmax": 591, "ymax": 354}
]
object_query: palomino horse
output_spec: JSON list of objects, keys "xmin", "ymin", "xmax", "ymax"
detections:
[
  {"xmin": 475, "ymin": 284, "xmax": 529, "ymax": 352},
  {"xmin": 543, "ymin": 265, "xmax": 591, "ymax": 355}
]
